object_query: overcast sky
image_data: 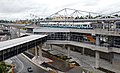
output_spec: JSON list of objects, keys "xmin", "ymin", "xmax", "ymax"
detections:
[{"xmin": 0, "ymin": 0, "xmax": 120, "ymax": 20}]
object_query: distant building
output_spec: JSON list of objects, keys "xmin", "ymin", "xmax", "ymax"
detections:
[{"xmin": 16, "ymin": 20, "xmax": 31, "ymax": 24}]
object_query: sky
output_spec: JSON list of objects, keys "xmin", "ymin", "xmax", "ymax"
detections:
[{"xmin": 0, "ymin": 0, "xmax": 120, "ymax": 20}]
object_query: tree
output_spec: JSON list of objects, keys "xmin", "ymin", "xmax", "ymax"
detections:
[
  {"xmin": 75, "ymin": 16, "xmax": 79, "ymax": 19},
  {"xmin": 113, "ymin": 14, "xmax": 119, "ymax": 18},
  {"xmin": 45, "ymin": 17, "xmax": 52, "ymax": 20},
  {"xmin": 0, "ymin": 62, "xmax": 7, "ymax": 73},
  {"xmin": 79, "ymin": 16, "xmax": 84, "ymax": 19},
  {"xmin": 94, "ymin": 15, "xmax": 102, "ymax": 19}
]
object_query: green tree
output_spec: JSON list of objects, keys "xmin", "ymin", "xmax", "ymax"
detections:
[
  {"xmin": 75, "ymin": 16, "xmax": 80, "ymax": 19},
  {"xmin": 0, "ymin": 62, "xmax": 7, "ymax": 73},
  {"xmin": 113, "ymin": 14, "xmax": 119, "ymax": 17},
  {"xmin": 79, "ymin": 16, "xmax": 84, "ymax": 19}
]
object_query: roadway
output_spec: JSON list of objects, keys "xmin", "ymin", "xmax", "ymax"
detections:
[
  {"xmin": 14, "ymin": 54, "xmax": 48, "ymax": 73},
  {"xmin": 10, "ymin": 56, "xmax": 23, "ymax": 73}
]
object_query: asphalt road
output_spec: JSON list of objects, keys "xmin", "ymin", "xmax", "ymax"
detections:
[
  {"xmin": 10, "ymin": 56, "xmax": 23, "ymax": 73},
  {"xmin": 17, "ymin": 54, "xmax": 48, "ymax": 73}
]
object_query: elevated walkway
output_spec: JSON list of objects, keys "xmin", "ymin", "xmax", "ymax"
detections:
[
  {"xmin": 47, "ymin": 40, "xmax": 109, "ymax": 52},
  {"xmin": 47, "ymin": 40, "xmax": 120, "ymax": 53},
  {"xmin": 0, "ymin": 35, "xmax": 47, "ymax": 61}
]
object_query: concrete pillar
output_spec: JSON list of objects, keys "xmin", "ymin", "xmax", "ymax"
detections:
[
  {"xmin": 63, "ymin": 44, "xmax": 65, "ymax": 49},
  {"xmin": 44, "ymin": 42, "xmax": 47, "ymax": 48},
  {"xmin": 45, "ymin": 43, "xmax": 49, "ymax": 49},
  {"xmin": 67, "ymin": 46, "xmax": 70, "ymax": 58},
  {"xmin": 95, "ymin": 51, "xmax": 100, "ymax": 68},
  {"xmin": 35, "ymin": 46, "xmax": 38, "ymax": 59},
  {"xmin": 108, "ymin": 36, "xmax": 114, "ymax": 47},
  {"xmin": 50, "ymin": 44, "xmax": 52, "ymax": 50},
  {"xmin": 82, "ymin": 47, "xmax": 85, "ymax": 55},
  {"xmin": 38, "ymin": 45, "xmax": 42, "ymax": 60},
  {"xmin": 68, "ymin": 33, "xmax": 70, "ymax": 41},
  {"xmin": 95, "ymin": 35, "xmax": 100, "ymax": 68},
  {"xmin": 110, "ymin": 53, "xmax": 113, "ymax": 64},
  {"xmin": 96, "ymin": 35, "xmax": 100, "ymax": 46}
]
